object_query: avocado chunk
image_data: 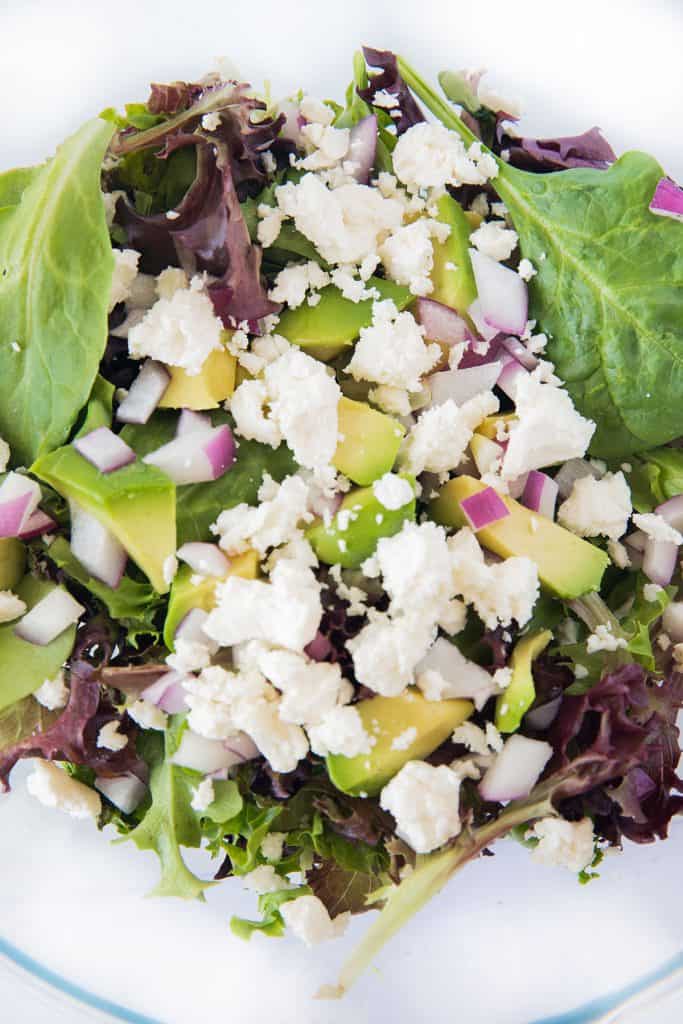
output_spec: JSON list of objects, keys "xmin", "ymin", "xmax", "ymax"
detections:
[
  {"xmin": 430, "ymin": 194, "xmax": 477, "ymax": 316},
  {"xmin": 476, "ymin": 413, "xmax": 517, "ymax": 441},
  {"xmin": 333, "ymin": 398, "xmax": 405, "ymax": 485},
  {"xmin": 307, "ymin": 476, "xmax": 416, "ymax": 569},
  {"xmin": 158, "ymin": 347, "xmax": 236, "ymax": 410},
  {"xmin": 0, "ymin": 577, "xmax": 77, "ymax": 712},
  {"xmin": 163, "ymin": 549, "xmax": 259, "ymax": 648},
  {"xmin": 276, "ymin": 278, "xmax": 412, "ymax": 362},
  {"xmin": 327, "ymin": 689, "xmax": 473, "ymax": 796},
  {"xmin": 496, "ymin": 629, "xmax": 552, "ymax": 734},
  {"xmin": 430, "ymin": 476, "xmax": 609, "ymax": 599},
  {"xmin": 33, "ymin": 445, "xmax": 176, "ymax": 594},
  {"xmin": 0, "ymin": 538, "xmax": 25, "ymax": 590}
]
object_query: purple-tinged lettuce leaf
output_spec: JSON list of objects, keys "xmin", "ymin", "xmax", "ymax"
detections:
[
  {"xmin": 497, "ymin": 124, "xmax": 616, "ymax": 171},
  {"xmin": 359, "ymin": 47, "xmax": 425, "ymax": 135},
  {"xmin": 147, "ymin": 81, "xmax": 204, "ymax": 116}
]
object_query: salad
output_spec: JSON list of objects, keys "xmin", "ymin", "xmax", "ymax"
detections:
[{"xmin": 0, "ymin": 45, "xmax": 682, "ymax": 997}]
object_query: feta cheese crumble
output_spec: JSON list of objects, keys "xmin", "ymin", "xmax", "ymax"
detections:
[
  {"xmin": 400, "ymin": 391, "xmax": 499, "ymax": 475},
  {"xmin": 108, "ymin": 248, "xmax": 140, "ymax": 312},
  {"xmin": 269, "ymin": 261, "xmax": 330, "ymax": 309},
  {"xmin": 379, "ymin": 218, "xmax": 446, "ymax": 296},
  {"xmin": 529, "ymin": 817, "xmax": 595, "ymax": 873},
  {"xmin": 632, "ymin": 513, "xmax": 683, "ymax": 546},
  {"xmin": 392, "ymin": 123, "xmax": 498, "ymax": 193},
  {"xmin": 96, "ymin": 721, "xmax": 128, "ymax": 752},
  {"xmin": 213, "ymin": 473, "xmax": 312, "ymax": 556},
  {"xmin": 307, "ymin": 705, "xmax": 373, "ymax": 757},
  {"xmin": 33, "ymin": 671, "xmax": 69, "ymax": 711},
  {"xmin": 469, "ymin": 221, "xmax": 518, "ymax": 262},
  {"xmin": 380, "ymin": 760, "xmax": 464, "ymax": 853},
  {"xmin": 449, "ymin": 527, "xmax": 539, "ymax": 629},
  {"xmin": 502, "ymin": 377, "xmax": 595, "ymax": 480},
  {"xmin": 128, "ymin": 277, "xmax": 223, "ymax": 375},
  {"xmin": 558, "ymin": 471, "xmax": 632, "ymax": 540},
  {"xmin": 280, "ymin": 893, "xmax": 350, "ymax": 946},
  {"xmin": 242, "ymin": 864, "xmax": 292, "ymax": 893},
  {"xmin": 347, "ymin": 303, "xmax": 440, "ymax": 392},
  {"xmin": 191, "ymin": 777, "xmax": 215, "ymax": 812},
  {"xmin": 27, "ymin": 761, "xmax": 101, "ymax": 820},
  {"xmin": 372, "ymin": 472, "xmax": 414, "ymax": 511},
  {"xmin": 586, "ymin": 623, "xmax": 628, "ymax": 653}
]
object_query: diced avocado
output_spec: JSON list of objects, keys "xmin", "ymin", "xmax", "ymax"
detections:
[
  {"xmin": 158, "ymin": 347, "xmax": 236, "ymax": 410},
  {"xmin": 163, "ymin": 550, "xmax": 259, "ymax": 648},
  {"xmin": 32, "ymin": 446, "xmax": 176, "ymax": 594},
  {"xmin": 0, "ymin": 577, "xmax": 77, "ymax": 712},
  {"xmin": 327, "ymin": 689, "xmax": 473, "ymax": 796},
  {"xmin": 333, "ymin": 398, "xmax": 405, "ymax": 485},
  {"xmin": 430, "ymin": 476, "xmax": 609, "ymax": 599},
  {"xmin": 276, "ymin": 278, "xmax": 412, "ymax": 362},
  {"xmin": 430, "ymin": 194, "xmax": 477, "ymax": 316},
  {"xmin": 476, "ymin": 413, "xmax": 517, "ymax": 441},
  {"xmin": 496, "ymin": 629, "xmax": 552, "ymax": 734},
  {"xmin": 307, "ymin": 476, "xmax": 416, "ymax": 569},
  {"xmin": 0, "ymin": 538, "xmax": 25, "ymax": 590}
]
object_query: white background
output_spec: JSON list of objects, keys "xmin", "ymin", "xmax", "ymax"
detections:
[{"xmin": 1, "ymin": 1, "xmax": 683, "ymax": 1021}]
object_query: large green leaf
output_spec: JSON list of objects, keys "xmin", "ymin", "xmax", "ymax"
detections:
[
  {"xmin": 0, "ymin": 576, "xmax": 77, "ymax": 712},
  {"xmin": 398, "ymin": 60, "xmax": 683, "ymax": 459},
  {"xmin": 122, "ymin": 410, "xmax": 296, "ymax": 544},
  {"xmin": 0, "ymin": 118, "xmax": 115, "ymax": 465}
]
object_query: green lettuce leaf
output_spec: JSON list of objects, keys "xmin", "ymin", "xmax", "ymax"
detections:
[
  {"xmin": 0, "ymin": 696, "xmax": 57, "ymax": 752},
  {"xmin": 0, "ymin": 118, "xmax": 115, "ymax": 465},
  {"xmin": 74, "ymin": 375, "xmax": 115, "ymax": 439},
  {"xmin": 231, "ymin": 886, "xmax": 309, "ymax": 940},
  {"xmin": 626, "ymin": 447, "xmax": 683, "ymax": 512}
]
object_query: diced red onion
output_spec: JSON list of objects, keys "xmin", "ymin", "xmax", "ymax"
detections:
[
  {"xmin": 116, "ymin": 360, "xmax": 170, "ymax": 425},
  {"xmin": 467, "ymin": 299, "xmax": 500, "ymax": 343},
  {"xmin": 174, "ymin": 607, "xmax": 219, "ymax": 654},
  {"xmin": 171, "ymin": 729, "xmax": 256, "ymax": 773},
  {"xmin": 642, "ymin": 538, "xmax": 678, "ymax": 586},
  {"xmin": 73, "ymin": 427, "xmax": 136, "ymax": 474},
  {"xmin": 479, "ymin": 734, "xmax": 553, "ymax": 802},
  {"xmin": 496, "ymin": 355, "xmax": 529, "ymax": 400},
  {"xmin": 426, "ymin": 363, "xmax": 502, "ymax": 409},
  {"xmin": 469, "ymin": 249, "xmax": 528, "ymax": 336},
  {"xmin": 279, "ymin": 100, "xmax": 306, "ymax": 145},
  {"xmin": 346, "ymin": 114, "xmax": 377, "ymax": 184},
  {"xmin": 521, "ymin": 470, "xmax": 558, "ymax": 520},
  {"xmin": 524, "ymin": 696, "xmax": 562, "ymax": 731},
  {"xmin": 0, "ymin": 473, "xmax": 41, "ymax": 538},
  {"xmin": 457, "ymin": 333, "xmax": 503, "ymax": 369},
  {"xmin": 414, "ymin": 297, "xmax": 469, "ymax": 346},
  {"xmin": 17, "ymin": 509, "xmax": 57, "ymax": 540},
  {"xmin": 507, "ymin": 473, "xmax": 529, "ymax": 501},
  {"xmin": 305, "ymin": 631, "xmax": 334, "ymax": 661},
  {"xmin": 223, "ymin": 733, "xmax": 260, "ymax": 762},
  {"xmin": 141, "ymin": 671, "xmax": 188, "ymax": 714},
  {"xmin": 416, "ymin": 636, "xmax": 498, "ymax": 711},
  {"xmin": 14, "ymin": 587, "xmax": 84, "ymax": 646},
  {"xmin": 460, "ymin": 486, "xmax": 510, "ymax": 530},
  {"xmin": 649, "ymin": 177, "xmax": 683, "ymax": 222},
  {"xmin": 499, "ymin": 334, "xmax": 538, "ymax": 371},
  {"xmin": 662, "ymin": 601, "xmax": 683, "ymax": 642},
  {"xmin": 624, "ymin": 530, "xmax": 647, "ymax": 553},
  {"xmin": 70, "ymin": 502, "xmax": 127, "ymax": 589},
  {"xmin": 143, "ymin": 424, "xmax": 235, "ymax": 484},
  {"xmin": 656, "ymin": 494, "xmax": 683, "ymax": 533},
  {"xmin": 95, "ymin": 773, "xmax": 147, "ymax": 815},
  {"xmin": 176, "ymin": 409, "xmax": 213, "ymax": 438},
  {"xmin": 554, "ymin": 458, "xmax": 601, "ymax": 498},
  {"xmin": 176, "ymin": 541, "xmax": 230, "ymax": 577}
]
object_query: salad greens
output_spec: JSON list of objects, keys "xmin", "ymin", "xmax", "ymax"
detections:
[{"xmin": 0, "ymin": 45, "xmax": 682, "ymax": 1001}]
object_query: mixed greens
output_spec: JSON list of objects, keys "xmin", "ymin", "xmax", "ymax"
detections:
[{"xmin": 0, "ymin": 46, "xmax": 682, "ymax": 995}]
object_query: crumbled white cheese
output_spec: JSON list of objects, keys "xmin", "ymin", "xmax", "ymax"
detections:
[
  {"xmin": 307, "ymin": 705, "xmax": 372, "ymax": 757},
  {"xmin": 643, "ymin": 583, "xmax": 663, "ymax": 602},
  {"xmin": 392, "ymin": 123, "xmax": 498, "ymax": 194},
  {"xmin": 183, "ymin": 665, "xmax": 270, "ymax": 740},
  {"xmin": 242, "ymin": 864, "xmax": 292, "ymax": 893},
  {"xmin": 557, "ymin": 471, "xmax": 632, "ymax": 541},
  {"xmin": 263, "ymin": 349, "xmax": 341, "ymax": 468},
  {"xmin": 108, "ymin": 248, "xmax": 140, "ymax": 312},
  {"xmin": 127, "ymin": 699, "xmax": 168, "ymax": 731},
  {"xmin": 261, "ymin": 831, "xmax": 286, "ymax": 861},
  {"xmin": 300, "ymin": 95, "xmax": 335, "ymax": 125},
  {"xmin": 213, "ymin": 473, "xmax": 311, "ymax": 556},
  {"xmin": 348, "ymin": 609, "xmax": 436, "ymax": 696},
  {"xmin": 368, "ymin": 384, "xmax": 412, "ymax": 417},
  {"xmin": 190, "ymin": 777, "xmax": 215, "ymax": 812},
  {"xmin": 449, "ymin": 527, "xmax": 539, "ymax": 629},
  {"xmin": 256, "ymin": 648, "xmax": 351, "ymax": 726},
  {"xmin": 452, "ymin": 721, "xmax": 502, "ymax": 755},
  {"xmin": 347, "ymin": 303, "xmax": 440, "ymax": 392},
  {"xmin": 607, "ymin": 539, "xmax": 631, "ymax": 569},
  {"xmin": 229, "ymin": 379, "xmax": 284, "ymax": 448},
  {"xmin": 502, "ymin": 377, "xmax": 595, "ymax": 480},
  {"xmin": 155, "ymin": 267, "xmax": 188, "ymax": 300},
  {"xmin": 234, "ymin": 699, "xmax": 309, "ymax": 773},
  {"xmin": 33, "ymin": 671, "xmax": 69, "ymax": 711},
  {"xmin": 529, "ymin": 816, "xmax": 595, "ymax": 873},
  {"xmin": 0, "ymin": 437, "xmax": 9, "ymax": 473},
  {"xmin": 0, "ymin": 590, "xmax": 27, "ymax": 624},
  {"xmin": 330, "ymin": 264, "xmax": 378, "ymax": 303},
  {"xmin": 401, "ymin": 391, "xmax": 499, "ymax": 475},
  {"xmin": 371, "ymin": 89, "xmax": 399, "ymax": 109},
  {"xmin": 275, "ymin": 173, "xmax": 403, "ymax": 265},
  {"xmin": 379, "ymin": 218, "xmax": 440, "ymax": 296},
  {"xmin": 269, "ymin": 261, "xmax": 330, "ymax": 309},
  {"xmin": 518, "ymin": 258, "xmax": 536, "ymax": 281},
  {"xmin": 166, "ymin": 637, "xmax": 213, "ymax": 675},
  {"xmin": 280, "ymin": 893, "xmax": 350, "ymax": 945},
  {"xmin": 27, "ymin": 761, "xmax": 101, "ymax": 820},
  {"xmin": 128, "ymin": 277, "xmax": 223, "ymax": 375},
  {"xmin": 299, "ymin": 122, "xmax": 350, "ymax": 171},
  {"xmin": 201, "ymin": 111, "xmax": 221, "ymax": 131},
  {"xmin": 203, "ymin": 559, "xmax": 322, "ymax": 652},
  {"xmin": 96, "ymin": 721, "xmax": 128, "ymax": 752},
  {"xmin": 257, "ymin": 203, "xmax": 286, "ymax": 248},
  {"xmin": 469, "ymin": 221, "xmax": 518, "ymax": 262},
  {"xmin": 632, "ymin": 513, "xmax": 683, "ymax": 546},
  {"xmin": 391, "ymin": 726, "xmax": 418, "ymax": 751},
  {"xmin": 380, "ymin": 760, "xmax": 464, "ymax": 853},
  {"xmin": 372, "ymin": 472, "xmax": 414, "ymax": 511},
  {"xmin": 375, "ymin": 521, "xmax": 454, "ymax": 617},
  {"xmin": 586, "ymin": 623, "xmax": 628, "ymax": 654}
]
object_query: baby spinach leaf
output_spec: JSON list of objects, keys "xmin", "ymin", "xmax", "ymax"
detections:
[
  {"xmin": 626, "ymin": 447, "xmax": 683, "ymax": 512},
  {"xmin": 122, "ymin": 409, "xmax": 296, "ymax": 544},
  {"xmin": 0, "ymin": 576, "xmax": 77, "ymax": 712},
  {"xmin": 0, "ymin": 118, "xmax": 115, "ymax": 466},
  {"xmin": 399, "ymin": 59, "xmax": 683, "ymax": 459}
]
